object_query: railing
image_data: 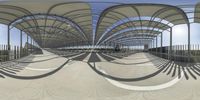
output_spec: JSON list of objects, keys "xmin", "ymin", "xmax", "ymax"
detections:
[
  {"xmin": 149, "ymin": 44, "xmax": 200, "ymax": 62},
  {"xmin": 0, "ymin": 44, "xmax": 42, "ymax": 62},
  {"xmin": 0, "ymin": 45, "xmax": 29, "ymax": 62}
]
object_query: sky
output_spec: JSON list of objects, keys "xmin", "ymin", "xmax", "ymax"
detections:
[
  {"xmin": 0, "ymin": 0, "xmax": 200, "ymax": 47},
  {"xmin": 0, "ymin": 24, "xmax": 32, "ymax": 48}
]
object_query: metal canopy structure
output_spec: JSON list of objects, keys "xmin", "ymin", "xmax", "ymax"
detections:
[
  {"xmin": 97, "ymin": 20, "xmax": 169, "ymax": 44},
  {"xmin": 0, "ymin": 1, "xmax": 191, "ymax": 49},
  {"xmin": 102, "ymin": 29, "xmax": 161, "ymax": 44},
  {"xmin": 194, "ymin": 3, "xmax": 200, "ymax": 23},
  {"xmin": 95, "ymin": 4, "xmax": 189, "ymax": 46},
  {"xmin": 0, "ymin": 1, "xmax": 92, "ymax": 48}
]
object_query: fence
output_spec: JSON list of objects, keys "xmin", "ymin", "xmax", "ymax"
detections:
[
  {"xmin": 0, "ymin": 44, "xmax": 35, "ymax": 62},
  {"xmin": 149, "ymin": 44, "xmax": 200, "ymax": 62}
]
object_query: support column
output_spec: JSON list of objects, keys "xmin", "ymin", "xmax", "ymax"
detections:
[
  {"xmin": 33, "ymin": 40, "xmax": 35, "ymax": 50},
  {"xmin": 188, "ymin": 24, "xmax": 190, "ymax": 62},
  {"xmin": 160, "ymin": 33, "xmax": 163, "ymax": 48},
  {"xmin": 150, "ymin": 41, "xmax": 152, "ymax": 52},
  {"xmin": 7, "ymin": 25, "xmax": 10, "ymax": 60},
  {"xmin": 156, "ymin": 36, "xmax": 158, "ymax": 55},
  {"xmin": 152, "ymin": 39, "xmax": 154, "ymax": 48},
  {"xmin": 27, "ymin": 35, "xmax": 29, "ymax": 45},
  {"xmin": 161, "ymin": 32, "xmax": 163, "ymax": 54},
  {"xmin": 20, "ymin": 30, "xmax": 22, "ymax": 49},
  {"xmin": 20, "ymin": 30, "xmax": 23, "ymax": 57},
  {"xmin": 7, "ymin": 25, "xmax": 10, "ymax": 50},
  {"xmin": 31, "ymin": 37, "xmax": 33, "ymax": 53},
  {"xmin": 27, "ymin": 34, "xmax": 29, "ymax": 55},
  {"xmin": 170, "ymin": 27, "xmax": 172, "ymax": 60},
  {"xmin": 152, "ymin": 40, "xmax": 153, "ymax": 51}
]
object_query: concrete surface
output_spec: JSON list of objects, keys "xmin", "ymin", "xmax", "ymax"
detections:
[{"xmin": 0, "ymin": 50, "xmax": 200, "ymax": 100}]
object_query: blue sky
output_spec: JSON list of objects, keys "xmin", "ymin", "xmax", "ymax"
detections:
[
  {"xmin": 0, "ymin": 0, "xmax": 200, "ymax": 47},
  {"xmin": 0, "ymin": 24, "xmax": 29, "ymax": 47}
]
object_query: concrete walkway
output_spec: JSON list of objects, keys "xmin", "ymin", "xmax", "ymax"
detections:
[{"xmin": 0, "ymin": 50, "xmax": 200, "ymax": 100}]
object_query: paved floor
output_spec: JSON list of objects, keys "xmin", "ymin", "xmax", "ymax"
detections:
[{"xmin": 0, "ymin": 50, "xmax": 200, "ymax": 100}]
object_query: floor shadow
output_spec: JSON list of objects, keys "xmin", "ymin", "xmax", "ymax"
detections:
[
  {"xmin": 62, "ymin": 53, "xmax": 82, "ymax": 58},
  {"xmin": 98, "ymin": 53, "xmax": 115, "ymax": 61},
  {"xmin": 0, "ymin": 61, "xmax": 26, "ymax": 79},
  {"xmin": 147, "ymin": 53, "xmax": 200, "ymax": 80},
  {"xmin": 0, "ymin": 59, "xmax": 70, "ymax": 80},
  {"xmin": 72, "ymin": 53, "xmax": 90, "ymax": 61},
  {"xmin": 15, "ymin": 56, "xmax": 61, "ymax": 63},
  {"xmin": 100, "ymin": 53, "xmax": 164, "ymax": 65},
  {"xmin": 87, "ymin": 60, "xmax": 171, "ymax": 82},
  {"xmin": 88, "ymin": 53, "xmax": 101, "ymax": 62}
]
